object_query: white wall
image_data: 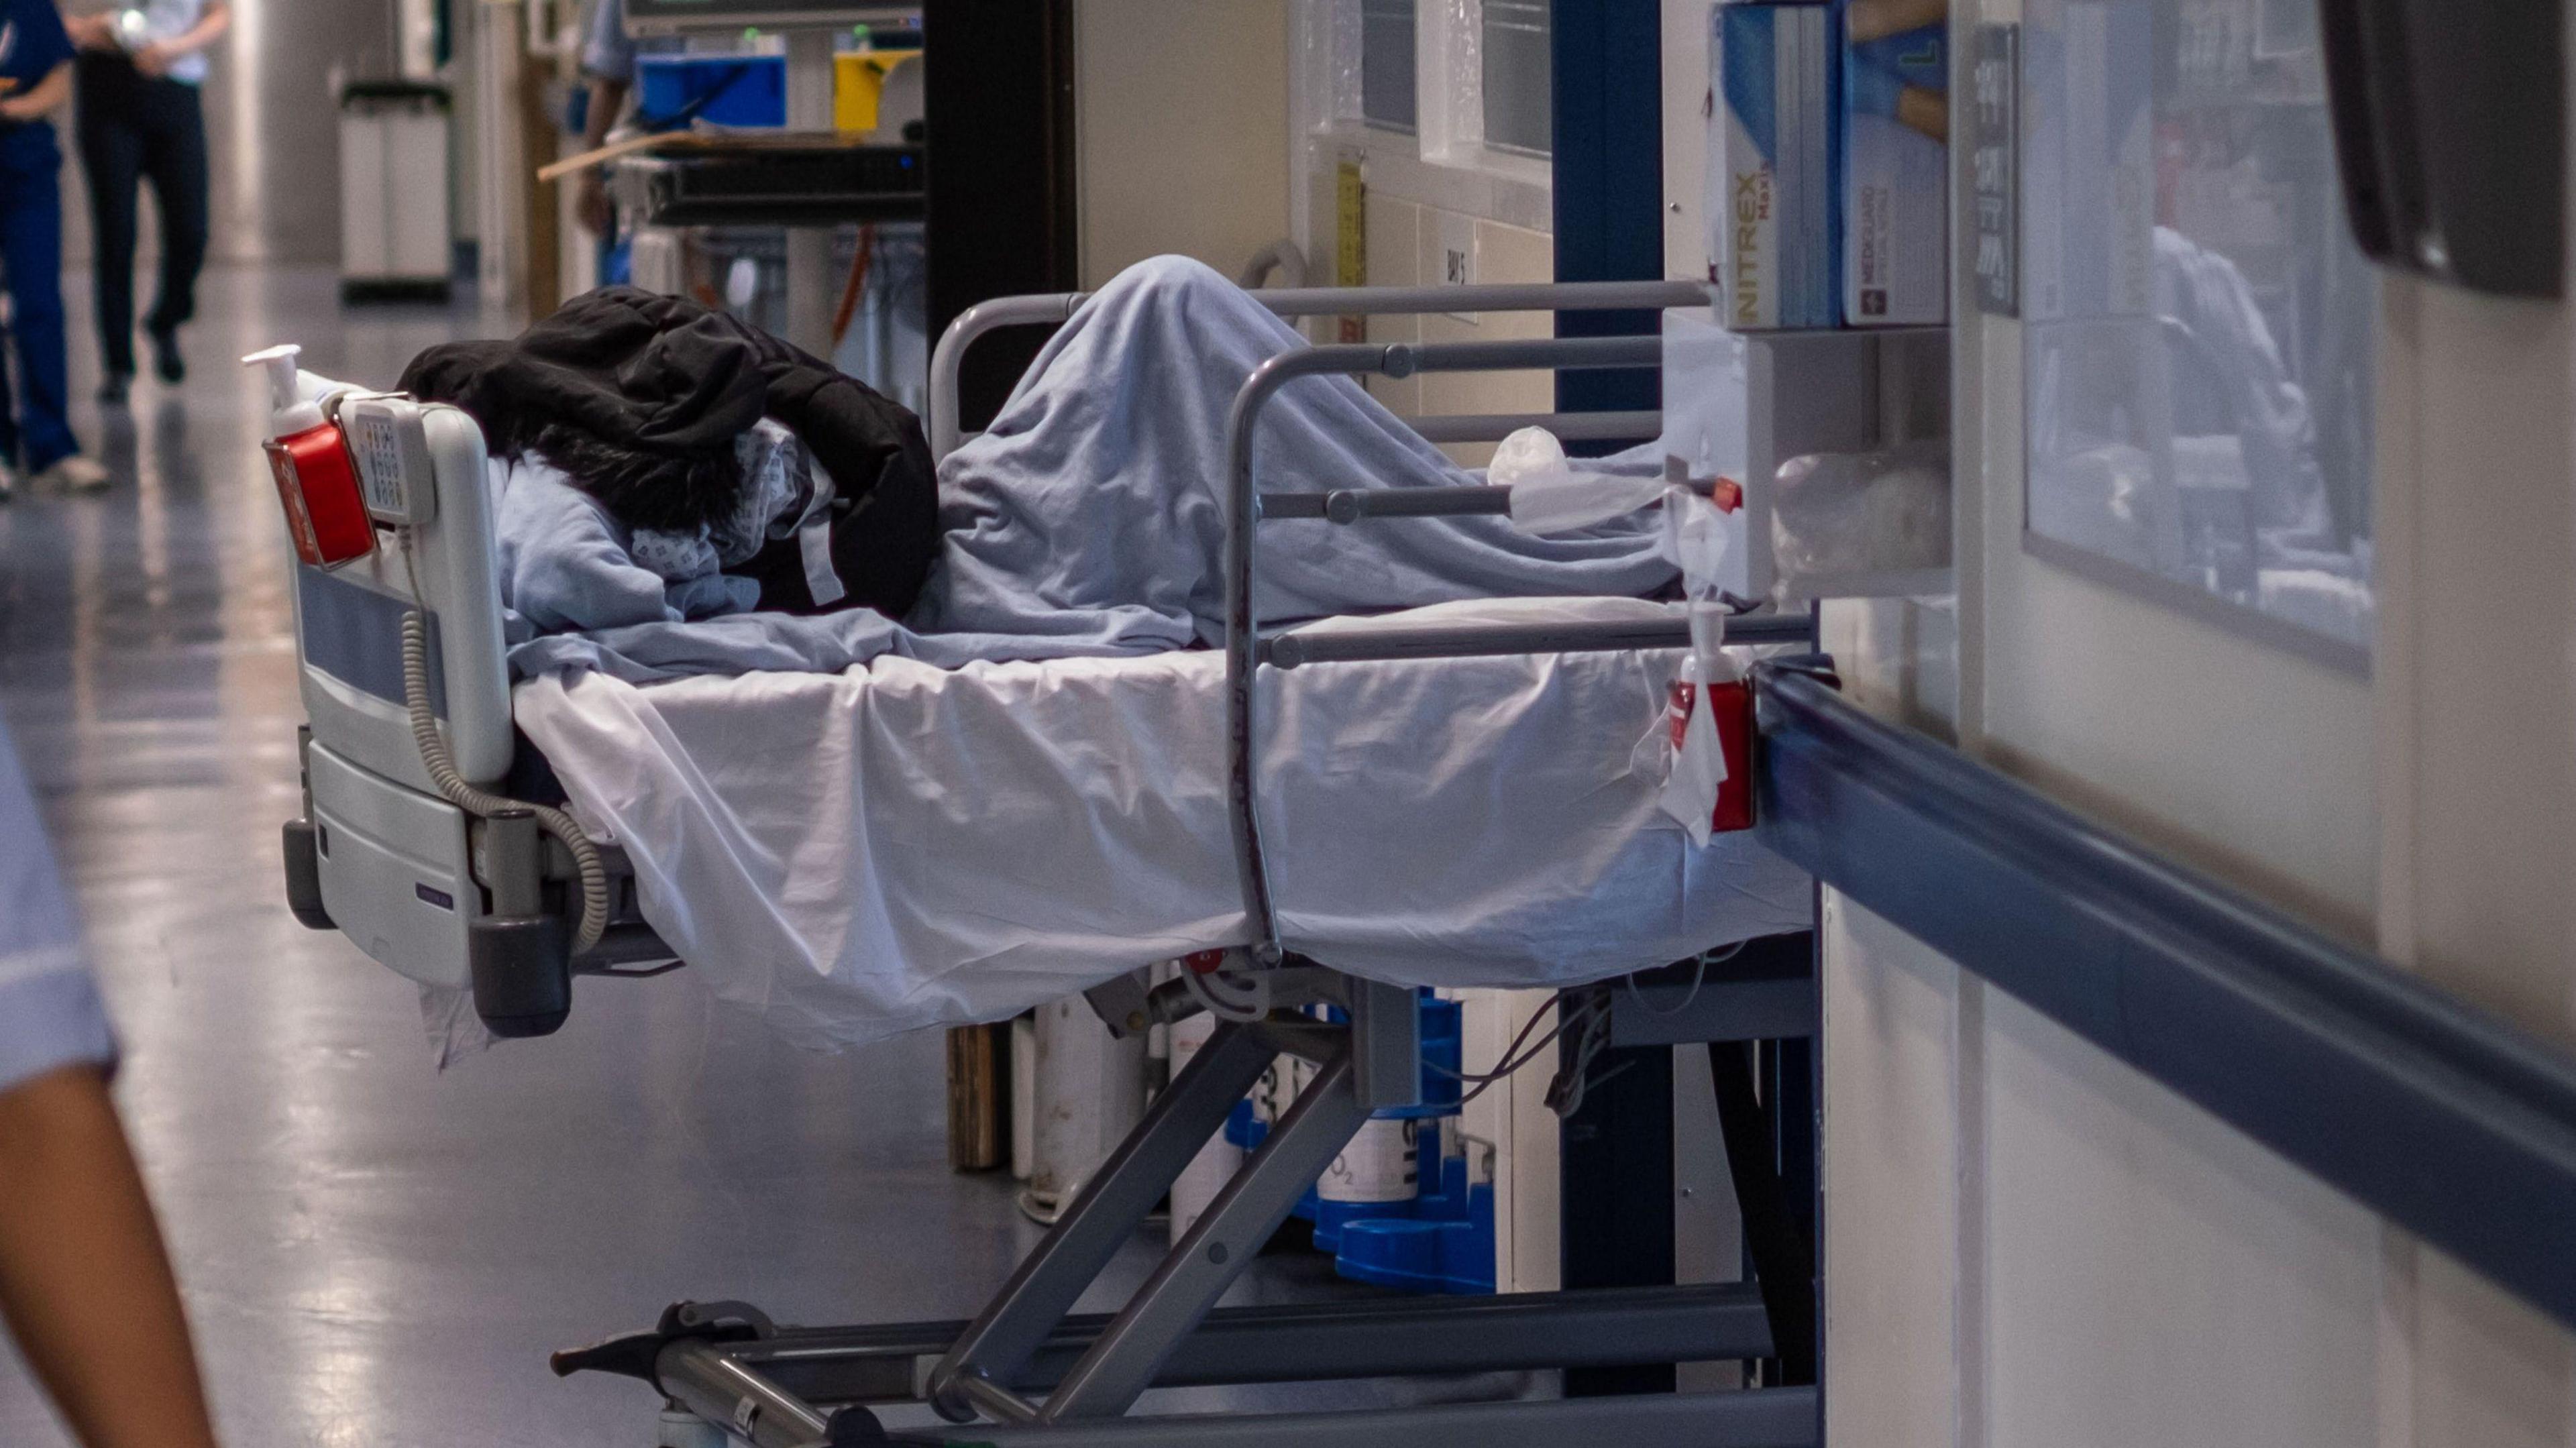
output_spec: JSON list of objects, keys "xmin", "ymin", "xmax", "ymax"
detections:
[
  {"xmin": 1819, "ymin": 0, "xmax": 2576, "ymax": 1444},
  {"xmin": 2371, "ymin": 270, "xmax": 2576, "ymax": 1447},
  {"xmin": 1075, "ymin": 0, "xmax": 1293, "ymax": 290}
]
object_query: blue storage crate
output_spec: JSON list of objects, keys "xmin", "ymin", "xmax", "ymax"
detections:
[{"xmin": 635, "ymin": 54, "xmax": 786, "ymax": 129}]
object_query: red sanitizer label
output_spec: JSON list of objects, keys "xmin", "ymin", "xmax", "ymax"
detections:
[{"xmin": 1669, "ymin": 677, "xmax": 1757, "ymax": 833}]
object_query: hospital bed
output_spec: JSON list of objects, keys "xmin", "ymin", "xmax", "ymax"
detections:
[{"xmin": 269, "ymin": 278, "xmax": 1828, "ymax": 1445}]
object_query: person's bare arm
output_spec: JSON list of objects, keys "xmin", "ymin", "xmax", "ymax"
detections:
[
  {"xmin": 131, "ymin": 0, "xmax": 228, "ymax": 78},
  {"xmin": 1845, "ymin": 0, "xmax": 1947, "ymax": 44},
  {"xmin": 61, "ymin": 10, "xmax": 116, "ymax": 51},
  {"xmin": 0, "ymin": 1065, "xmax": 220, "ymax": 1448},
  {"xmin": 0, "ymin": 61, "xmax": 73, "ymax": 121},
  {"xmin": 576, "ymin": 74, "xmax": 631, "ymax": 236}
]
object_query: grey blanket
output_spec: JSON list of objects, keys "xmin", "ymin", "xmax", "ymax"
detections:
[{"xmin": 502, "ymin": 256, "xmax": 1675, "ymax": 681}]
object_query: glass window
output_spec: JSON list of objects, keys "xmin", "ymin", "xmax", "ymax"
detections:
[
  {"xmin": 2023, "ymin": 0, "xmax": 2375, "ymax": 665},
  {"xmin": 1483, "ymin": 0, "xmax": 1552, "ymax": 156},
  {"xmin": 1362, "ymin": 0, "xmax": 1419, "ymax": 133}
]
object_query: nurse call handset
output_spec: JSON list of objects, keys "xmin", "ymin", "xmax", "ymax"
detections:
[{"xmin": 337, "ymin": 396, "xmax": 439, "ymax": 529}]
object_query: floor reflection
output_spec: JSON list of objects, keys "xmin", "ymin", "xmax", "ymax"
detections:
[{"xmin": 0, "ymin": 264, "xmax": 1043, "ymax": 1447}]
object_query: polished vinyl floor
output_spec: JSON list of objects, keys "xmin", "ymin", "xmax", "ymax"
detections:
[
  {"xmin": 0, "ymin": 13, "xmax": 1453, "ymax": 1446},
  {"xmin": 0, "ymin": 268, "xmax": 1046, "ymax": 1445},
  {"xmin": 0, "ymin": 269, "xmax": 1499, "ymax": 1447},
  {"xmin": 0, "ymin": 266, "xmax": 1385, "ymax": 1446}
]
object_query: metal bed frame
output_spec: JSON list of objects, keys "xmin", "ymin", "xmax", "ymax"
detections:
[
  {"xmin": 940, "ymin": 275, "xmax": 1817, "ymax": 966},
  {"xmin": 272, "ymin": 278, "xmax": 1831, "ymax": 1445},
  {"xmin": 542, "ymin": 283, "xmax": 1831, "ymax": 1447},
  {"xmin": 924, "ymin": 277, "xmax": 1703, "ymax": 463},
  {"xmin": 559, "ymin": 960, "xmax": 1828, "ymax": 1448}
]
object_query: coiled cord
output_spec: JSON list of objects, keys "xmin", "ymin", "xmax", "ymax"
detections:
[{"xmin": 395, "ymin": 548, "xmax": 608, "ymax": 954}]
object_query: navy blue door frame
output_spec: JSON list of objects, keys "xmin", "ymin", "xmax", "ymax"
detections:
[{"xmin": 1552, "ymin": 0, "xmax": 1666, "ymax": 428}]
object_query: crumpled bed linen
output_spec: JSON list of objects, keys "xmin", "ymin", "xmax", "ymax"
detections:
[
  {"xmin": 508, "ymin": 597, "xmax": 1813, "ymax": 1050},
  {"xmin": 491, "ymin": 255, "xmax": 1680, "ymax": 683}
]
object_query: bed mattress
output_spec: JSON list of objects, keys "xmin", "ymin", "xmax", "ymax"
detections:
[{"xmin": 512, "ymin": 598, "xmax": 1814, "ymax": 1048}]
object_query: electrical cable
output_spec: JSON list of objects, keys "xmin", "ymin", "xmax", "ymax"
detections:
[
  {"xmin": 1542, "ymin": 988, "xmax": 1620, "ymax": 1119},
  {"xmin": 396, "ymin": 531, "xmax": 608, "ymax": 953},
  {"xmin": 1618, "ymin": 939, "xmax": 1748, "ymax": 1020},
  {"xmin": 1424, "ymin": 993, "xmax": 1564, "ymax": 1086},
  {"xmin": 1426, "ymin": 991, "xmax": 1613, "ymax": 1108},
  {"xmin": 830, "ymin": 223, "xmax": 877, "ymax": 345},
  {"xmin": 1623, "ymin": 956, "xmax": 1712, "ymax": 1019}
]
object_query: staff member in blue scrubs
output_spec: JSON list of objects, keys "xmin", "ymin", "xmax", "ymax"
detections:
[
  {"xmin": 0, "ymin": 0, "xmax": 105, "ymax": 498},
  {"xmin": 65, "ymin": 0, "xmax": 231, "ymax": 402},
  {"xmin": 0, "ymin": 714, "xmax": 221, "ymax": 1447}
]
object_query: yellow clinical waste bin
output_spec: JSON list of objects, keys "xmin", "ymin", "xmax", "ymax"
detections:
[{"xmin": 834, "ymin": 50, "xmax": 920, "ymax": 135}]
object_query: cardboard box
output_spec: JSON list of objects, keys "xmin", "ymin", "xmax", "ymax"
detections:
[
  {"xmin": 1708, "ymin": 3, "xmax": 1837, "ymax": 331},
  {"xmin": 1841, "ymin": 9, "xmax": 1949, "ymax": 326}
]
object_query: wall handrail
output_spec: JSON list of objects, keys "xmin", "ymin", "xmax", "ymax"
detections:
[{"xmin": 1754, "ymin": 665, "xmax": 2576, "ymax": 1329}]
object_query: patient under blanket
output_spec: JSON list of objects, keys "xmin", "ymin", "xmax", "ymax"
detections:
[
  {"xmin": 402, "ymin": 260, "xmax": 1804, "ymax": 1055},
  {"xmin": 436, "ymin": 256, "xmax": 1680, "ymax": 683}
]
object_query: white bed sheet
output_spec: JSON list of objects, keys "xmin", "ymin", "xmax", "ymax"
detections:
[{"xmin": 513, "ymin": 598, "xmax": 1813, "ymax": 1048}]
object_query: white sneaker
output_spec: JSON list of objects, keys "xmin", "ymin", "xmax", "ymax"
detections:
[{"xmin": 38, "ymin": 455, "xmax": 109, "ymax": 492}]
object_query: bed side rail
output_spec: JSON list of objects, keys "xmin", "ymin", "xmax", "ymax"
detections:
[
  {"xmin": 283, "ymin": 372, "xmax": 513, "ymax": 791},
  {"xmin": 1216, "ymin": 332, "xmax": 1795, "ymax": 965},
  {"xmin": 1755, "ymin": 666, "xmax": 2576, "ymax": 1333},
  {"xmin": 928, "ymin": 277, "xmax": 1704, "ymax": 463}
]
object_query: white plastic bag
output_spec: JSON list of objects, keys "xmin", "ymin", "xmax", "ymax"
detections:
[
  {"xmin": 1769, "ymin": 439, "xmax": 1950, "ymax": 591},
  {"xmin": 1495, "ymin": 426, "xmax": 1668, "ymax": 536}
]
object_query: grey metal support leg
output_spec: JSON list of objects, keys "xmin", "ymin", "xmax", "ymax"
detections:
[
  {"xmin": 1040, "ymin": 1050, "xmax": 1376, "ymax": 1420},
  {"xmin": 657, "ymin": 1339, "xmax": 839, "ymax": 1448},
  {"xmin": 927, "ymin": 1021, "xmax": 1280, "ymax": 1413},
  {"xmin": 897, "ymin": 1385, "xmax": 1823, "ymax": 1447},
  {"xmin": 1347, "ymin": 977, "xmax": 1423, "ymax": 1111},
  {"xmin": 1709, "ymin": 1040, "xmax": 1817, "ymax": 1386}
]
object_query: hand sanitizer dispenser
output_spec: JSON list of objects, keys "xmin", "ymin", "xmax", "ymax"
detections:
[{"xmin": 246, "ymin": 345, "xmax": 374, "ymax": 569}]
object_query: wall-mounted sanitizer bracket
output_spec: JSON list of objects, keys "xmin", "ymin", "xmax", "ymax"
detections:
[
  {"xmin": 2322, "ymin": 0, "xmax": 2562, "ymax": 298},
  {"xmin": 1662, "ymin": 308, "xmax": 1953, "ymax": 604}
]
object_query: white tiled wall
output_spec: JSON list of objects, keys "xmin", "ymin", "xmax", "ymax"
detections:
[
  {"xmin": 1295, "ymin": 184, "xmax": 1558, "ymax": 463},
  {"xmin": 1382, "ymin": 201, "xmax": 1554, "ymax": 465},
  {"xmin": 1289, "ymin": 0, "xmax": 1568, "ymax": 466}
]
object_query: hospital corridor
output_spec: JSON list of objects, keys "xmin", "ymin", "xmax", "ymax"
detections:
[
  {"xmin": 0, "ymin": 3, "xmax": 2573, "ymax": 1448},
  {"xmin": 0, "ymin": 118, "xmax": 1047, "ymax": 1448}
]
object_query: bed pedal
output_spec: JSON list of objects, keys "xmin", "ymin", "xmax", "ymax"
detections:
[
  {"xmin": 281, "ymin": 820, "xmax": 335, "ymax": 931},
  {"xmin": 468, "ymin": 915, "xmax": 574, "ymax": 1038}
]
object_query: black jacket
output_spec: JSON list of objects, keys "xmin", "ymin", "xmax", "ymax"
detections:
[{"xmin": 400, "ymin": 287, "xmax": 938, "ymax": 618}]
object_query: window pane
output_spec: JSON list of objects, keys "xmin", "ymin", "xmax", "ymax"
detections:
[
  {"xmin": 1362, "ymin": 0, "xmax": 1419, "ymax": 133},
  {"xmin": 1483, "ymin": 0, "xmax": 1552, "ymax": 156},
  {"xmin": 2023, "ymin": 0, "xmax": 2376, "ymax": 661}
]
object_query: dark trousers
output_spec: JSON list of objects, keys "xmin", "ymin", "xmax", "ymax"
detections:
[
  {"xmin": 0, "ymin": 146, "xmax": 77, "ymax": 471},
  {"xmin": 74, "ymin": 55, "xmax": 209, "ymax": 378}
]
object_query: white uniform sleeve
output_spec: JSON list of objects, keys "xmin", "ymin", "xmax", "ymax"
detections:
[{"xmin": 0, "ymin": 716, "xmax": 115, "ymax": 1094}]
